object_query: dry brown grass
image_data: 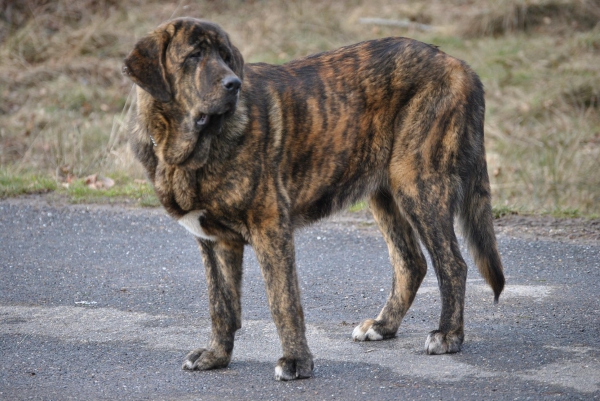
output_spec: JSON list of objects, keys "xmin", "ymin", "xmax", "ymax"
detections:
[
  {"xmin": 1, "ymin": 0, "xmax": 599, "ymax": 214},
  {"xmin": 461, "ymin": 0, "xmax": 600, "ymax": 37}
]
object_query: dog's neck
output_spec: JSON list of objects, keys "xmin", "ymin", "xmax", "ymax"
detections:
[{"xmin": 207, "ymin": 98, "xmax": 250, "ymax": 161}]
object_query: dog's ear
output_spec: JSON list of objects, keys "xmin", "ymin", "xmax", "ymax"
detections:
[
  {"xmin": 123, "ymin": 31, "xmax": 172, "ymax": 103},
  {"xmin": 228, "ymin": 43, "xmax": 245, "ymax": 81}
]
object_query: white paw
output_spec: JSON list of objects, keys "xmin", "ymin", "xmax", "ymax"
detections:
[
  {"xmin": 178, "ymin": 210, "xmax": 217, "ymax": 241},
  {"xmin": 274, "ymin": 365, "xmax": 285, "ymax": 381},
  {"xmin": 425, "ymin": 331, "xmax": 462, "ymax": 354},
  {"xmin": 182, "ymin": 359, "xmax": 194, "ymax": 370},
  {"xmin": 274, "ymin": 365, "xmax": 296, "ymax": 381},
  {"xmin": 425, "ymin": 332, "xmax": 448, "ymax": 354},
  {"xmin": 352, "ymin": 320, "xmax": 383, "ymax": 341}
]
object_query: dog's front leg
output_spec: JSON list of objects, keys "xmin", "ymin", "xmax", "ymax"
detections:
[
  {"xmin": 251, "ymin": 219, "xmax": 313, "ymax": 381},
  {"xmin": 183, "ymin": 239, "xmax": 243, "ymax": 371}
]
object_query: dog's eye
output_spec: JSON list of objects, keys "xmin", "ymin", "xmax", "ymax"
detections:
[
  {"xmin": 219, "ymin": 49, "xmax": 230, "ymax": 63},
  {"xmin": 188, "ymin": 50, "xmax": 203, "ymax": 60}
]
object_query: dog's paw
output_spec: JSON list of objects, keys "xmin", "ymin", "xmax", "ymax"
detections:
[
  {"xmin": 424, "ymin": 330, "xmax": 463, "ymax": 354},
  {"xmin": 274, "ymin": 357, "xmax": 314, "ymax": 381},
  {"xmin": 352, "ymin": 319, "xmax": 385, "ymax": 341},
  {"xmin": 182, "ymin": 348, "xmax": 230, "ymax": 371}
]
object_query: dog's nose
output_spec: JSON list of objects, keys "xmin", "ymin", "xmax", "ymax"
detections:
[{"xmin": 222, "ymin": 76, "xmax": 241, "ymax": 93}]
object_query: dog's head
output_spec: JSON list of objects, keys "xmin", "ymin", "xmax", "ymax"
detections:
[{"xmin": 123, "ymin": 18, "xmax": 244, "ymax": 167}]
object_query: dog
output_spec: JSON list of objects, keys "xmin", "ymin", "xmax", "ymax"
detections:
[{"xmin": 123, "ymin": 17, "xmax": 505, "ymax": 381}]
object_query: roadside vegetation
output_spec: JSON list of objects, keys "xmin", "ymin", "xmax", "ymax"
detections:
[{"xmin": 1, "ymin": 0, "xmax": 599, "ymax": 215}]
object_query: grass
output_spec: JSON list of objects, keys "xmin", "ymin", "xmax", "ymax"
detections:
[
  {"xmin": 492, "ymin": 205, "xmax": 519, "ymax": 219},
  {"xmin": 1, "ymin": 0, "xmax": 599, "ymax": 216},
  {"xmin": 348, "ymin": 201, "xmax": 368, "ymax": 213},
  {"xmin": 62, "ymin": 178, "xmax": 159, "ymax": 207},
  {"xmin": 0, "ymin": 169, "xmax": 57, "ymax": 197},
  {"xmin": 0, "ymin": 167, "xmax": 158, "ymax": 207},
  {"xmin": 348, "ymin": 202, "xmax": 600, "ymax": 220}
]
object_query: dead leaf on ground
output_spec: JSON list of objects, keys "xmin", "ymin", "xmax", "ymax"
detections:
[{"xmin": 85, "ymin": 174, "xmax": 115, "ymax": 190}]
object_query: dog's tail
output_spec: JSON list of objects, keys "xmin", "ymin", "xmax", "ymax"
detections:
[
  {"xmin": 458, "ymin": 90, "xmax": 505, "ymax": 303},
  {"xmin": 460, "ymin": 157, "xmax": 505, "ymax": 302}
]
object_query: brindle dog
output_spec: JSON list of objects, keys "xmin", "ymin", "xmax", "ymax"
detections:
[{"xmin": 123, "ymin": 17, "xmax": 505, "ymax": 381}]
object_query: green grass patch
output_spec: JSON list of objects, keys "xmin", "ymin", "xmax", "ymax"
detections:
[
  {"xmin": 0, "ymin": 169, "xmax": 159, "ymax": 207},
  {"xmin": 0, "ymin": 170, "xmax": 57, "ymax": 198},
  {"xmin": 348, "ymin": 201, "xmax": 368, "ymax": 213},
  {"xmin": 544, "ymin": 208, "xmax": 600, "ymax": 219},
  {"xmin": 545, "ymin": 208, "xmax": 587, "ymax": 219},
  {"xmin": 59, "ymin": 178, "xmax": 159, "ymax": 207},
  {"xmin": 492, "ymin": 205, "xmax": 519, "ymax": 219}
]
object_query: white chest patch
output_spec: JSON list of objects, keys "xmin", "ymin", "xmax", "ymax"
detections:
[{"xmin": 178, "ymin": 210, "xmax": 217, "ymax": 241}]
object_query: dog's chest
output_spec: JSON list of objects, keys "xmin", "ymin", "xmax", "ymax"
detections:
[{"xmin": 177, "ymin": 210, "xmax": 217, "ymax": 241}]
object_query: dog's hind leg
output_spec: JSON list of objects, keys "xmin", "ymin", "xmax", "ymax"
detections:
[
  {"xmin": 352, "ymin": 189, "xmax": 427, "ymax": 341},
  {"xmin": 183, "ymin": 239, "xmax": 244, "ymax": 371},
  {"xmin": 394, "ymin": 181, "xmax": 468, "ymax": 354}
]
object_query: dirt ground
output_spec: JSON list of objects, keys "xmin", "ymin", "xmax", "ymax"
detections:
[{"xmin": 493, "ymin": 214, "xmax": 600, "ymax": 244}]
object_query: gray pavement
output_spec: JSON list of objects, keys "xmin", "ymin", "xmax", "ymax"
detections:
[{"xmin": 0, "ymin": 199, "xmax": 599, "ymax": 400}]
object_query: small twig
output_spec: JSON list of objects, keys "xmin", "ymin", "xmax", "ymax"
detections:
[
  {"xmin": 169, "ymin": 0, "xmax": 187, "ymax": 20},
  {"xmin": 358, "ymin": 17, "xmax": 434, "ymax": 32},
  {"xmin": 18, "ymin": 334, "xmax": 30, "ymax": 345}
]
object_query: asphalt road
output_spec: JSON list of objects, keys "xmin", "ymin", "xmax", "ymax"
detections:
[{"xmin": 1, "ymin": 199, "xmax": 599, "ymax": 400}]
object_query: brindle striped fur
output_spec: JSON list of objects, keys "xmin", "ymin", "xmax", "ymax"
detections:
[{"xmin": 123, "ymin": 17, "xmax": 505, "ymax": 381}]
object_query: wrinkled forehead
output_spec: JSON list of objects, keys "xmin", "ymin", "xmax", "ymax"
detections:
[{"xmin": 163, "ymin": 18, "xmax": 228, "ymax": 49}]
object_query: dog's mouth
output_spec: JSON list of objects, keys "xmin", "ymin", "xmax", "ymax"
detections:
[
  {"xmin": 196, "ymin": 114, "xmax": 210, "ymax": 127},
  {"xmin": 193, "ymin": 111, "xmax": 229, "ymax": 139},
  {"xmin": 194, "ymin": 103, "xmax": 235, "ymax": 133},
  {"xmin": 194, "ymin": 113, "xmax": 222, "ymax": 135}
]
